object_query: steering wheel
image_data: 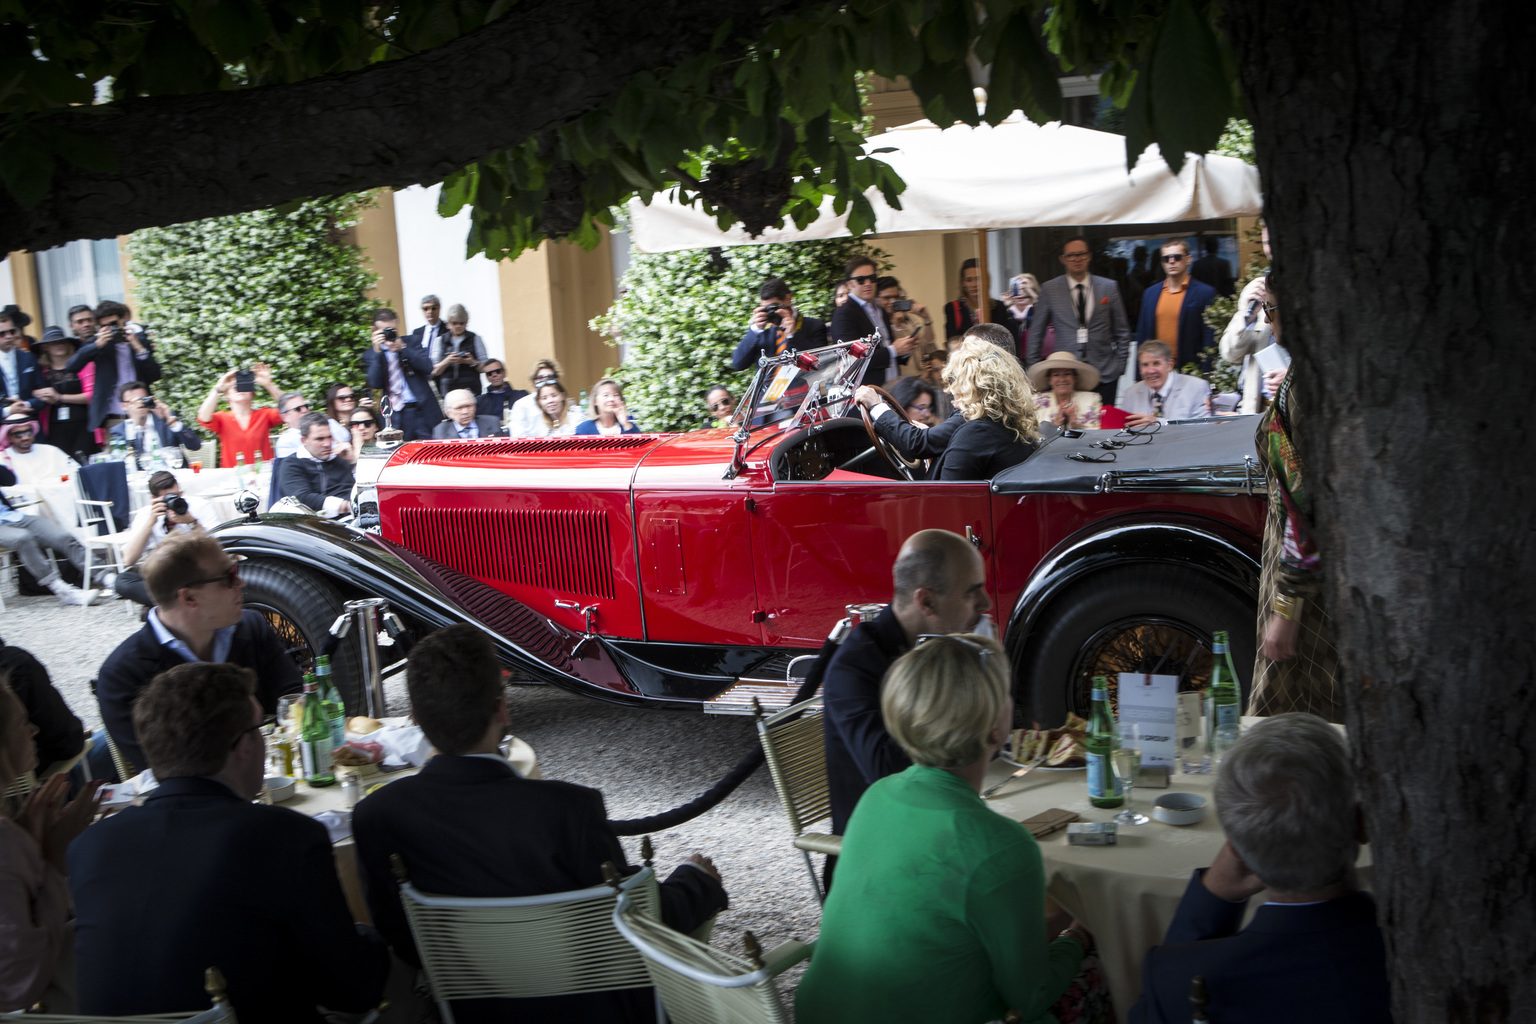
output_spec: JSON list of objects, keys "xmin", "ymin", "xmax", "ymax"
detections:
[{"xmin": 858, "ymin": 386, "xmax": 923, "ymax": 481}]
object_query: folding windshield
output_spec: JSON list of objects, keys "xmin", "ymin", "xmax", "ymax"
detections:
[{"xmin": 733, "ymin": 342, "xmax": 874, "ymax": 432}]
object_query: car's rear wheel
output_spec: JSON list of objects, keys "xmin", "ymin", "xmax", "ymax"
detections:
[
  {"xmin": 1015, "ymin": 563, "xmax": 1255, "ymax": 726},
  {"xmin": 240, "ymin": 559, "xmax": 366, "ymax": 715}
]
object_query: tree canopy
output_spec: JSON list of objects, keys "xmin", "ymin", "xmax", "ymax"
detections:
[{"xmin": 0, "ymin": 0, "xmax": 1242, "ymax": 256}]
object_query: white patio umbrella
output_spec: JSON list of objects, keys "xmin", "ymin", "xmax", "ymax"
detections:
[{"xmin": 627, "ymin": 116, "xmax": 1262, "ymax": 252}]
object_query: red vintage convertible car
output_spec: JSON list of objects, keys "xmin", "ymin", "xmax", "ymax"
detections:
[{"xmin": 220, "ymin": 342, "xmax": 1266, "ymax": 724}]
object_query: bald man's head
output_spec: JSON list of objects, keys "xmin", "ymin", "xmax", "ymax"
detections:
[{"xmin": 891, "ymin": 529, "xmax": 991, "ymax": 635}]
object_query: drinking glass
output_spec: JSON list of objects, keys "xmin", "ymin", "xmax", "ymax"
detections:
[{"xmin": 1112, "ymin": 724, "xmax": 1149, "ymax": 825}]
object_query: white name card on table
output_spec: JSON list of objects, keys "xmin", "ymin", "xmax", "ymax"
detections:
[{"xmin": 1117, "ymin": 673, "xmax": 1179, "ymax": 768}]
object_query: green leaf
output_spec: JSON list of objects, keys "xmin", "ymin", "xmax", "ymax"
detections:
[
  {"xmin": 1144, "ymin": 0, "xmax": 1235, "ymax": 172},
  {"xmin": 609, "ymin": 151, "xmax": 659, "ymax": 191},
  {"xmin": 919, "ymin": 2, "xmax": 972, "ymax": 63}
]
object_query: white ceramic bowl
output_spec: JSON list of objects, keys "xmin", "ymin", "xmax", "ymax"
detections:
[
  {"xmin": 264, "ymin": 776, "xmax": 296, "ymax": 803},
  {"xmin": 1152, "ymin": 791, "xmax": 1208, "ymax": 825}
]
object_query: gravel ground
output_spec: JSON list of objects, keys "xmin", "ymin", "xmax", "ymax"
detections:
[{"xmin": 4, "ymin": 582, "xmax": 821, "ymax": 1006}]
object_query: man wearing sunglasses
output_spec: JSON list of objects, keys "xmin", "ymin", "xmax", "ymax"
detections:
[
  {"xmin": 64, "ymin": 300, "xmax": 162, "ymax": 432},
  {"xmin": 829, "ymin": 257, "xmax": 902, "ymax": 387},
  {"xmin": 823, "ymin": 529, "xmax": 993, "ymax": 850},
  {"xmin": 0, "ymin": 306, "xmax": 44, "ymax": 418},
  {"xmin": 274, "ymin": 391, "xmax": 353, "ymax": 463},
  {"xmin": 1134, "ymin": 239, "xmax": 1217, "ymax": 372},
  {"xmin": 475, "ymin": 360, "xmax": 526, "ymax": 421},
  {"xmin": 94, "ymin": 532, "xmax": 303, "ymax": 777}
]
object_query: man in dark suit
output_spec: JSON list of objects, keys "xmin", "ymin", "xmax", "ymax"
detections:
[
  {"xmin": 433, "ymin": 388, "xmax": 510, "ymax": 439},
  {"xmin": 95, "ymin": 533, "xmax": 303, "ymax": 776},
  {"xmin": 362, "ymin": 308, "xmax": 442, "ymax": 441},
  {"xmin": 1130, "ymin": 714, "xmax": 1390, "ymax": 1024},
  {"xmin": 403, "ymin": 293, "xmax": 446, "ymax": 357},
  {"xmin": 0, "ymin": 305, "xmax": 45, "ymax": 416},
  {"xmin": 823, "ymin": 530, "xmax": 993, "ymax": 840},
  {"xmin": 475, "ymin": 359, "xmax": 526, "ymax": 420},
  {"xmin": 63, "ymin": 299, "xmax": 162, "ymax": 430},
  {"xmin": 1190, "ymin": 236, "xmax": 1237, "ymax": 298},
  {"xmin": 829, "ymin": 256, "xmax": 909, "ymax": 386},
  {"xmin": 1025, "ymin": 236, "xmax": 1134, "ymax": 405},
  {"xmin": 109, "ymin": 381, "xmax": 201, "ymax": 459},
  {"xmin": 278, "ymin": 412, "xmax": 356, "ymax": 516},
  {"xmin": 70, "ymin": 661, "xmax": 388, "ymax": 1021},
  {"xmin": 730, "ymin": 277, "xmax": 829, "ymax": 370},
  {"xmin": 354, "ymin": 624, "xmax": 729, "ymax": 1023},
  {"xmin": 1135, "ymin": 240, "xmax": 1218, "ymax": 371}
]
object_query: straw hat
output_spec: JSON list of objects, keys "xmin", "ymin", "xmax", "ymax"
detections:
[{"xmin": 1027, "ymin": 350, "xmax": 1100, "ymax": 392}]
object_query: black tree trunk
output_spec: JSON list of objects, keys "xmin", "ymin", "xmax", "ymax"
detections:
[{"xmin": 1225, "ymin": 1, "xmax": 1535, "ymax": 1019}]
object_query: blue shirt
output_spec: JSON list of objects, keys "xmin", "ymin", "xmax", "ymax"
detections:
[{"xmin": 147, "ymin": 608, "xmax": 236, "ymax": 664}]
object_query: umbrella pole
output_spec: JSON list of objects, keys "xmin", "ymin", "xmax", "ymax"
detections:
[{"xmin": 975, "ymin": 229, "xmax": 991, "ymax": 323}]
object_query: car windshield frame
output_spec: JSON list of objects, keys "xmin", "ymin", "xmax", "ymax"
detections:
[{"xmin": 731, "ymin": 340, "xmax": 875, "ymax": 433}]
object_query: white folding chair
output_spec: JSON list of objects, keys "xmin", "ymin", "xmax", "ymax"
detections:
[
  {"xmin": 72, "ymin": 475, "xmax": 133, "ymax": 584},
  {"xmin": 393, "ymin": 854, "xmax": 662, "ymax": 1024},
  {"xmin": 754, "ymin": 696, "xmax": 840, "ymax": 902},
  {"xmin": 612, "ymin": 884, "xmax": 812, "ymax": 1024}
]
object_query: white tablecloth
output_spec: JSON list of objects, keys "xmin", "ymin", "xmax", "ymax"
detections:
[
  {"xmin": 984, "ymin": 720, "xmax": 1370, "ymax": 1021},
  {"xmin": 127, "ymin": 465, "xmax": 271, "ymax": 523}
]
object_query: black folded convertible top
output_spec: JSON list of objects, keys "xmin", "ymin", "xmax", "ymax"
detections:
[{"xmin": 990, "ymin": 415, "xmax": 1265, "ymax": 496}]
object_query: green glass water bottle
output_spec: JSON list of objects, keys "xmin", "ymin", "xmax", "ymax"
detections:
[
  {"xmin": 1209, "ymin": 631, "xmax": 1242, "ymax": 731},
  {"xmin": 298, "ymin": 681, "xmax": 335, "ymax": 787},
  {"xmin": 314, "ymin": 655, "xmax": 346, "ymax": 748},
  {"xmin": 1085, "ymin": 677, "xmax": 1124, "ymax": 808}
]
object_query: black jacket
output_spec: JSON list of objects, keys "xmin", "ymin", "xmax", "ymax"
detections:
[
  {"xmin": 476, "ymin": 386, "xmax": 526, "ymax": 420},
  {"xmin": 823, "ymin": 605, "xmax": 912, "ymax": 835},
  {"xmin": 431, "ymin": 415, "xmax": 508, "ymax": 440},
  {"xmin": 278, "ymin": 452, "xmax": 356, "ymax": 511},
  {"xmin": 96, "ymin": 610, "xmax": 303, "ymax": 774},
  {"xmin": 355, "ymin": 754, "xmax": 728, "ymax": 1023},
  {"xmin": 828, "ymin": 300, "xmax": 896, "ymax": 385},
  {"xmin": 730, "ymin": 315, "xmax": 829, "ymax": 371},
  {"xmin": 0, "ymin": 639, "xmax": 84, "ymax": 767},
  {"xmin": 70, "ymin": 776, "xmax": 388, "ymax": 1022},
  {"xmin": 874, "ymin": 408, "xmax": 1039, "ymax": 480},
  {"xmin": 64, "ymin": 330, "xmax": 162, "ymax": 429},
  {"xmin": 362, "ymin": 343, "xmax": 442, "ymax": 418}
]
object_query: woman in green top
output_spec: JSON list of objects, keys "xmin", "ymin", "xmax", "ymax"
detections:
[{"xmin": 796, "ymin": 633, "xmax": 1095, "ymax": 1024}]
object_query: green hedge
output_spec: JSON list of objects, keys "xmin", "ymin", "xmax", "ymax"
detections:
[
  {"xmin": 593, "ymin": 238, "xmax": 888, "ymax": 433},
  {"xmin": 126, "ymin": 194, "xmax": 380, "ymax": 431}
]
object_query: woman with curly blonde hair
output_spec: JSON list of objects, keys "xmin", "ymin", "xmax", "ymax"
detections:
[{"xmin": 856, "ymin": 332, "xmax": 1042, "ymax": 480}]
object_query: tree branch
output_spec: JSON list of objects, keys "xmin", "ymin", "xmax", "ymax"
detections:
[{"xmin": 0, "ymin": 0, "xmax": 831, "ymax": 253}]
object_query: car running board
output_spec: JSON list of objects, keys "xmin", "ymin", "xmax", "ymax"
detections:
[{"xmin": 703, "ymin": 678, "xmax": 816, "ymax": 716}]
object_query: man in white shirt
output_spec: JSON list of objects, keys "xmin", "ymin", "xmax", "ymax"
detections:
[
  {"xmin": 110, "ymin": 382, "xmax": 201, "ymax": 464},
  {"xmin": 0, "ymin": 434, "xmax": 97, "ymax": 605},
  {"xmin": 113, "ymin": 470, "xmax": 219, "ymax": 606},
  {"xmin": 0, "ymin": 416, "xmax": 78, "ymax": 484},
  {"xmin": 1219, "ymin": 226, "xmax": 1278, "ymax": 414},
  {"xmin": 273, "ymin": 391, "xmax": 352, "ymax": 462},
  {"xmin": 1119, "ymin": 341, "xmax": 1213, "ymax": 427}
]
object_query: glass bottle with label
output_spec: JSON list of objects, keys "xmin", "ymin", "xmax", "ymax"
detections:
[
  {"xmin": 1209, "ymin": 631, "xmax": 1242, "ymax": 732},
  {"xmin": 314, "ymin": 654, "xmax": 346, "ymax": 747},
  {"xmin": 298, "ymin": 681, "xmax": 335, "ymax": 787},
  {"xmin": 1085, "ymin": 677, "xmax": 1124, "ymax": 808}
]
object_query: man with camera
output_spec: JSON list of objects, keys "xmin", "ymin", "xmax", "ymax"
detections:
[
  {"xmin": 113, "ymin": 470, "xmax": 218, "ymax": 605},
  {"xmin": 363, "ymin": 308, "xmax": 442, "ymax": 442},
  {"xmin": 110, "ymin": 382, "xmax": 201, "ymax": 465},
  {"xmin": 64, "ymin": 300, "xmax": 162, "ymax": 432},
  {"xmin": 196, "ymin": 364, "xmax": 285, "ymax": 468},
  {"xmin": 730, "ymin": 278, "xmax": 829, "ymax": 371},
  {"xmin": 277, "ymin": 412, "xmax": 355, "ymax": 518}
]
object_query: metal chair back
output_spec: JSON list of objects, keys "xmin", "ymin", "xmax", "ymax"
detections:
[{"xmin": 754, "ymin": 695, "xmax": 840, "ymax": 901}]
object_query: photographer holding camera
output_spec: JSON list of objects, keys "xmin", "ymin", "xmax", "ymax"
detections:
[
  {"xmin": 363, "ymin": 308, "xmax": 442, "ymax": 442},
  {"xmin": 428, "ymin": 304, "xmax": 488, "ymax": 398},
  {"xmin": 876, "ymin": 276, "xmax": 933, "ymax": 376},
  {"xmin": 196, "ymin": 363, "xmax": 285, "ymax": 468},
  {"xmin": 113, "ymin": 471, "xmax": 219, "ymax": 605},
  {"xmin": 111, "ymin": 382, "xmax": 201, "ymax": 465},
  {"xmin": 63, "ymin": 300, "xmax": 162, "ymax": 431},
  {"xmin": 730, "ymin": 278, "xmax": 829, "ymax": 371}
]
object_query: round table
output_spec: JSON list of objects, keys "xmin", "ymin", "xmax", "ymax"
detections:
[
  {"xmin": 983, "ymin": 721, "xmax": 1370, "ymax": 1022},
  {"xmin": 127, "ymin": 465, "xmax": 270, "ymax": 522}
]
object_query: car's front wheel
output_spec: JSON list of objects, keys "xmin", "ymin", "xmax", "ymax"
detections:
[
  {"xmin": 1014, "ymin": 563, "xmax": 1256, "ymax": 726},
  {"xmin": 240, "ymin": 559, "xmax": 366, "ymax": 715}
]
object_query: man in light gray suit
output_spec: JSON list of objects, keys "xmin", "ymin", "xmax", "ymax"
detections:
[{"xmin": 1024, "ymin": 236, "xmax": 1133, "ymax": 405}]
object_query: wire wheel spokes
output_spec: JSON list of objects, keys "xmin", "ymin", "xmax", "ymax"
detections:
[{"xmin": 1068, "ymin": 617, "xmax": 1213, "ymax": 716}]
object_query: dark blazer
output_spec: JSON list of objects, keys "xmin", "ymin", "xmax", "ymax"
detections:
[
  {"xmin": 431, "ymin": 415, "xmax": 507, "ymax": 440},
  {"xmin": 0, "ymin": 347, "xmax": 45, "ymax": 411},
  {"xmin": 730, "ymin": 314, "xmax": 829, "ymax": 371},
  {"xmin": 403, "ymin": 321, "xmax": 445, "ymax": 354},
  {"xmin": 278, "ymin": 452, "xmax": 356, "ymax": 510},
  {"xmin": 363, "ymin": 343, "xmax": 442, "ymax": 417},
  {"xmin": 64, "ymin": 329, "xmax": 162, "ymax": 429},
  {"xmin": 97, "ymin": 610, "xmax": 303, "ymax": 774},
  {"xmin": 476, "ymin": 386, "xmax": 526, "ymax": 420},
  {"xmin": 1135, "ymin": 278, "xmax": 1218, "ymax": 369},
  {"xmin": 823, "ymin": 605, "xmax": 912, "ymax": 835},
  {"xmin": 1025, "ymin": 274, "xmax": 1133, "ymax": 382},
  {"xmin": 0, "ymin": 639, "xmax": 84, "ymax": 767},
  {"xmin": 828, "ymin": 300, "xmax": 896, "ymax": 386},
  {"xmin": 873, "ymin": 408, "xmax": 1038, "ymax": 480},
  {"xmin": 69, "ymin": 776, "xmax": 388, "ymax": 1022},
  {"xmin": 354, "ymin": 755, "xmax": 728, "ymax": 1023},
  {"xmin": 1130, "ymin": 871, "xmax": 1392, "ymax": 1024},
  {"xmin": 109, "ymin": 413, "xmax": 202, "ymax": 455}
]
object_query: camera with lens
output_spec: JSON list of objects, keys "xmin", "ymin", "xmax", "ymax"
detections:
[
  {"xmin": 381, "ymin": 327, "xmax": 398, "ymax": 342},
  {"xmin": 892, "ymin": 299, "xmax": 914, "ymax": 312},
  {"xmin": 762, "ymin": 303, "xmax": 784, "ymax": 315},
  {"xmin": 164, "ymin": 494, "xmax": 189, "ymax": 518},
  {"xmin": 109, "ymin": 324, "xmax": 128, "ymax": 344},
  {"xmin": 138, "ymin": 395, "xmax": 156, "ymax": 408}
]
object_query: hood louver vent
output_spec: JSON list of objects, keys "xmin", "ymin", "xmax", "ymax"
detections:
[
  {"xmin": 400, "ymin": 507, "xmax": 615, "ymax": 599},
  {"xmin": 401, "ymin": 436, "xmax": 656, "ymax": 463}
]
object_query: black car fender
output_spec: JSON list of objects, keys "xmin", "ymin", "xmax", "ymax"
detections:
[{"xmin": 1003, "ymin": 515, "xmax": 1262, "ymax": 661}]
